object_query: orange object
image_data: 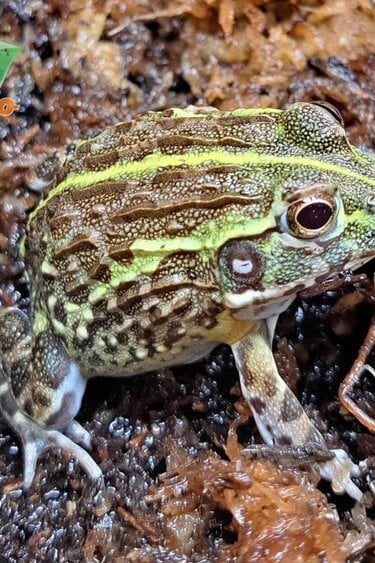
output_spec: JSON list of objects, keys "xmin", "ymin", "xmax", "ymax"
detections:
[{"xmin": 0, "ymin": 97, "xmax": 19, "ymax": 116}]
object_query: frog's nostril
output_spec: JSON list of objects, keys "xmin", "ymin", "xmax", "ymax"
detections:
[{"xmin": 367, "ymin": 195, "xmax": 375, "ymax": 212}]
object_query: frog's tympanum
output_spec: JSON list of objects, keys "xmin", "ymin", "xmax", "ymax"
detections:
[{"xmin": 1, "ymin": 102, "xmax": 374, "ymax": 497}]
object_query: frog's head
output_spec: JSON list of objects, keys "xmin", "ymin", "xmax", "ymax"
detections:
[{"xmin": 218, "ymin": 102, "xmax": 375, "ymax": 319}]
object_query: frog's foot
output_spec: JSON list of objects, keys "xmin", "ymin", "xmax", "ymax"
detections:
[
  {"xmin": 0, "ymin": 365, "xmax": 102, "ymax": 489},
  {"xmin": 241, "ymin": 443, "xmax": 363, "ymax": 500},
  {"xmin": 21, "ymin": 418, "xmax": 103, "ymax": 490},
  {"xmin": 318, "ymin": 448, "xmax": 362, "ymax": 501}
]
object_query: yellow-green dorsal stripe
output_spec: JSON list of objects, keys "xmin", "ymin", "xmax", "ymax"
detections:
[
  {"xmin": 90, "ymin": 210, "xmax": 277, "ymax": 298},
  {"xmin": 29, "ymin": 149, "xmax": 375, "ymax": 221},
  {"xmin": 169, "ymin": 107, "xmax": 281, "ymax": 118},
  {"xmin": 129, "ymin": 209, "xmax": 276, "ymax": 259}
]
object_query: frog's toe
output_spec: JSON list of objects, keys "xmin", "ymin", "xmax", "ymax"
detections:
[
  {"xmin": 318, "ymin": 448, "xmax": 362, "ymax": 501},
  {"xmin": 22, "ymin": 429, "xmax": 47, "ymax": 490},
  {"xmin": 64, "ymin": 420, "xmax": 93, "ymax": 450},
  {"xmin": 20, "ymin": 420, "xmax": 103, "ymax": 489}
]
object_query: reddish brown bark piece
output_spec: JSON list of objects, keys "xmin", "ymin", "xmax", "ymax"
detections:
[{"xmin": 117, "ymin": 506, "xmax": 159, "ymax": 544}]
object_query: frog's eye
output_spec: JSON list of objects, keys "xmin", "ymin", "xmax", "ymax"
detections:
[
  {"xmin": 311, "ymin": 101, "xmax": 344, "ymax": 127},
  {"xmin": 286, "ymin": 197, "xmax": 335, "ymax": 239},
  {"xmin": 219, "ymin": 240, "xmax": 264, "ymax": 290}
]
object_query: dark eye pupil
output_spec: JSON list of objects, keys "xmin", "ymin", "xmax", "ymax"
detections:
[{"xmin": 296, "ymin": 202, "xmax": 332, "ymax": 230}]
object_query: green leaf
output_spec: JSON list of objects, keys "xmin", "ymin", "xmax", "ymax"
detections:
[{"xmin": 0, "ymin": 41, "xmax": 22, "ymax": 87}]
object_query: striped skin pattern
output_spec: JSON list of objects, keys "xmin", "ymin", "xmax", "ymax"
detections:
[{"xmin": 0, "ymin": 102, "xmax": 374, "ymax": 493}]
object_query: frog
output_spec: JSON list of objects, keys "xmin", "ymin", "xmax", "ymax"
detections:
[{"xmin": 0, "ymin": 101, "xmax": 374, "ymax": 498}]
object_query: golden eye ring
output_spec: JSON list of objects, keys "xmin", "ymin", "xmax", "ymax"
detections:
[{"xmin": 286, "ymin": 197, "xmax": 335, "ymax": 239}]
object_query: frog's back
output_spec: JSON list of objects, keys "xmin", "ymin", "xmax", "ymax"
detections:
[
  {"xmin": 26, "ymin": 104, "xmax": 371, "ymax": 377},
  {"xmin": 27, "ymin": 107, "xmax": 281, "ymax": 376}
]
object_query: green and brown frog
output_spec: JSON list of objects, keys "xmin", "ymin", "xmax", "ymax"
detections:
[{"xmin": 0, "ymin": 102, "xmax": 374, "ymax": 498}]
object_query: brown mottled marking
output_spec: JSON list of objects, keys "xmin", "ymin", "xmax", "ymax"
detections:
[
  {"xmin": 280, "ymin": 391, "xmax": 301, "ymax": 423},
  {"xmin": 90, "ymin": 204, "xmax": 107, "ymax": 217},
  {"xmin": 53, "ymin": 234, "xmax": 100, "ymax": 259},
  {"xmin": 115, "ymin": 281, "xmax": 194, "ymax": 311},
  {"xmin": 31, "ymin": 387, "xmax": 50, "ymax": 408},
  {"xmin": 84, "ymin": 149, "xmax": 120, "ymax": 171},
  {"xmin": 7, "ymin": 358, "xmax": 30, "ymax": 397},
  {"xmin": 171, "ymin": 296, "xmax": 191, "ymax": 314},
  {"xmin": 201, "ymin": 317, "xmax": 218, "ymax": 330},
  {"xmin": 151, "ymin": 164, "xmax": 255, "ymax": 185},
  {"xmin": 166, "ymin": 221, "xmax": 185, "ymax": 235},
  {"xmin": 249, "ymin": 397, "xmax": 266, "ymax": 415},
  {"xmin": 113, "ymin": 121, "xmax": 133, "ymax": 135},
  {"xmin": 166, "ymin": 324, "xmax": 185, "ymax": 345},
  {"xmin": 89, "ymin": 261, "xmax": 111, "ymax": 282},
  {"xmin": 107, "ymin": 245, "xmax": 134, "ymax": 262},
  {"xmin": 53, "ymin": 300, "xmax": 68, "ymax": 325},
  {"xmin": 72, "ymin": 333, "xmax": 92, "ymax": 352},
  {"xmin": 23, "ymin": 398, "xmax": 34, "ymax": 417},
  {"xmin": 148, "ymin": 304, "xmax": 173, "ymax": 324},
  {"xmin": 68, "ymin": 181, "xmax": 133, "ymax": 206},
  {"xmin": 263, "ymin": 376, "xmax": 277, "ymax": 398},
  {"xmin": 278, "ymin": 435, "xmax": 292, "ymax": 446},
  {"xmin": 41, "ymin": 263, "xmax": 59, "ymax": 280},
  {"xmin": 155, "ymin": 134, "xmax": 219, "ymax": 149},
  {"xmin": 160, "ymin": 109, "xmax": 174, "ymax": 118},
  {"xmin": 146, "ymin": 113, "xmax": 274, "ymax": 132},
  {"xmin": 65, "ymin": 279, "xmax": 90, "ymax": 297},
  {"xmin": 155, "ymin": 134, "xmax": 252, "ymax": 150},
  {"xmin": 110, "ymin": 279, "xmax": 135, "ymax": 294},
  {"xmin": 148, "ymin": 252, "xmax": 198, "ymax": 277},
  {"xmin": 49, "ymin": 210, "xmax": 80, "ymax": 230},
  {"xmin": 75, "ymin": 141, "xmax": 93, "ymax": 157},
  {"xmin": 110, "ymin": 193, "xmax": 257, "ymax": 222}
]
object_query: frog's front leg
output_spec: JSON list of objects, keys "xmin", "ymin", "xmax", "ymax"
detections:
[
  {"xmin": 0, "ymin": 308, "xmax": 102, "ymax": 488},
  {"xmin": 232, "ymin": 319, "xmax": 362, "ymax": 500}
]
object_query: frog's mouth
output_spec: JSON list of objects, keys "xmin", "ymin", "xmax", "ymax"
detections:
[
  {"xmin": 344, "ymin": 255, "xmax": 374, "ymax": 272},
  {"xmin": 225, "ymin": 273, "xmax": 322, "ymax": 321}
]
